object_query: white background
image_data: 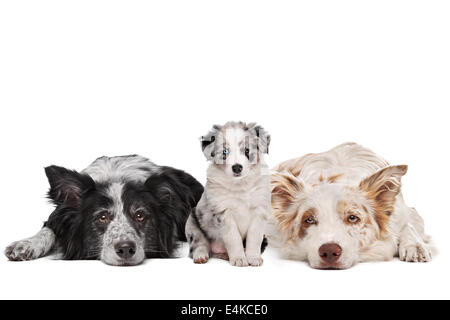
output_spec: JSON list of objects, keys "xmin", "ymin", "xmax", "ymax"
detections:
[{"xmin": 0, "ymin": 1, "xmax": 449, "ymax": 300}]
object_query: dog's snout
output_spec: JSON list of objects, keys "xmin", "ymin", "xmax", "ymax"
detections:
[
  {"xmin": 114, "ymin": 241, "xmax": 136, "ymax": 259},
  {"xmin": 232, "ymin": 164, "xmax": 243, "ymax": 174},
  {"xmin": 319, "ymin": 243, "xmax": 342, "ymax": 263}
]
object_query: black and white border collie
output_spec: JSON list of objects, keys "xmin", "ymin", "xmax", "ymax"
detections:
[{"xmin": 5, "ymin": 155, "xmax": 204, "ymax": 266}]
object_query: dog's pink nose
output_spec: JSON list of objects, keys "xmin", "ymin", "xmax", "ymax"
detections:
[{"xmin": 319, "ymin": 243, "xmax": 342, "ymax": 263}]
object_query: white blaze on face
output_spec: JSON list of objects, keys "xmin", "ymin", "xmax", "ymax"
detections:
[
  {"xmin": 299, "ymin": 185, "xmax": 361, "ymax": 269},
  {"xmin": 221, "ymin": 127, "xmax": 251, "ymax": 178},
  {"xmin": 100, "ymin": 182, "xmax": 145, "ymax": 266}
]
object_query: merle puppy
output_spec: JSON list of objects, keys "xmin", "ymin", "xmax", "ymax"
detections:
[
  {"xmin": 5, "ymin": 155, "xmax": 203, "ymax": 266},
  {"xmin": 186, "ymin": 122, "xmax": 271, "ymax": 267}
]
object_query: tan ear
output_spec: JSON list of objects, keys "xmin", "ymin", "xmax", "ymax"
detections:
[
  {"xmin": 271, "ymin": 171, "xmax": 305, "ymax": 238},
  {"xmin": 271, "ymin": 171, "xmax": 304, "ymax": 209},
  {"xmin": 359, "ymin": 165, "xmax": 408, "ymax": 230}
]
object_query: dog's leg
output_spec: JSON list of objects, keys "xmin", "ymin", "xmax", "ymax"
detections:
[
  {"xmin": 5, "ymin": 227, "xmax": 55, "ymax": 261},
  {"xmin": 245, "ymin": 210, "xmax": 267, "ymax": 267},
  {"xmin": 185, "ymin": 214, "xmax": 210, "ymax": 264},
  {"xmin": 398, "ymin": 208, "xmax": 434, "ymax": 263},
  {"xmin": 222, "ymin": 213, "xmax": 248, "ymax": 267}
]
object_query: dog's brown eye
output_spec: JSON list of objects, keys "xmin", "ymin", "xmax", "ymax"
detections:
[
  {"xmin": 135, "ymin": 211, "xmax": 146, "ymax": 222},
  {"xmin": 98, "ymin": 212, "xmax": 109, "ymax": 224},
  {"xmin": 348, "ymin": 215, "xmax": 360, "ymax": 223}
]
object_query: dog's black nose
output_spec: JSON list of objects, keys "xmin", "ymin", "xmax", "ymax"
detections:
[
  {"xmin": 115, "ymin": 241, "xmax": 136, "ymax": 259},
  {"xmin": 319, "ymin": 243, "xmax": 342, "ymax": 263},
  {"xmin": 232, "ymin": 164, "xmax": 243, "ymax": 174}
]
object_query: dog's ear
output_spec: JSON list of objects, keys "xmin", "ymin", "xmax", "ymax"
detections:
[
  {"xmin": 359, "ymin": 165, "xmax": 408, "ymax": 230},
  {"xmin": 145, "ymin": 167, "xmax": 204, "ymax": 207},
  {"xmin": 271, "ymin": 171, "xmax": 304, "ymax": 213},
  {"xmin": 145, "ymin": 167, "xmax": 203, "ymax": 242},
  {"xmin": 248, "ymin": 123, "xmax": 270, "ymax": 154},
  {"xmin": 45, "ymin": 165, "xmax": 95, "ymax": 208},
  {"xmin": 271, "ymin": 171, "xmax": 305, "ymax": 241},
  {"xmin": 200, "ymin": 125, "xmax": 220, "ymax": 160}
]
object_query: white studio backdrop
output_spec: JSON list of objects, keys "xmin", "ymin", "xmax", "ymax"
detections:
[{"xmin": 0, "ymin": 1, "xmax": 449, "ymax": 299}]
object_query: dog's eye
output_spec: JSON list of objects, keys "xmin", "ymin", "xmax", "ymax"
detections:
[
  {"xmin": 305, "ymin": 217, "xmax": 316, "ymax": 224},
  {"xmin": 135, "ymin": 211, "xmax": 146, "ymax": 222},
  {"xmin": 244, "ymin": 148, "xmax": 250, "ymax": 159},
  {"xmin": 222, "ymin": 148, "xmax": 229, "ymax": 160},
  {"xmin": 348, "ymin": 215, "xmax": 360, "ymax": 223},
  {"xmin": 98, "ymin": 212, "xmax": 110, "ymax": 224}
]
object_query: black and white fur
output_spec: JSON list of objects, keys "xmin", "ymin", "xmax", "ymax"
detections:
[
  {"xmin": 185, "ymin": 122, "xmax": 271, "ymax": 267},
  {"xmin": 5, "ymin": 155, "xmax": 203, "ymax": 266}
]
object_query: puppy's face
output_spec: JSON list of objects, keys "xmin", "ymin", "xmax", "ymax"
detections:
[
  {"xmin": 201, "ymin": 122, "xmax": 270, "ymax": 179},
  {"xmin": 271, "ymin": 166, "xmax": 407, "ymax": 269},
  {"xmin": 45, "ymin": 166, "xmax": 195, "ymax": 266}
]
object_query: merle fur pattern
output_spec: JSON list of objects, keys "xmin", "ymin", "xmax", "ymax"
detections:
[
  {"xmin": 186, "ymin": 121, "xmax": 272, "ymax": 267},
  {"xmin": 5, "ymin": 155, "xmax": 203, "ymax": 266}
]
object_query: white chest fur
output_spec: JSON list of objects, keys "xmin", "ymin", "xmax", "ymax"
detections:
[{"xmin": 206, "ymin": 172, "xmax": 271, "ymax": 238}]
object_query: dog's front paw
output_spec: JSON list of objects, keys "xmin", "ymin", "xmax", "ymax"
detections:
[
  {"xmin": 229, "ymin": 256, "xmax": 248, "ymax": 267},
  {"xmin": 5, "ymin": 240, "xmax": 42, "ymax": 261},
  {"xmin": 399, "ymin": 242, "xmax": 432, "ymax": 263},
  {"xmin": 247, "ymin": 255, "xmax": 264, "ymax": 267},
  {"xmin": 193, "ymin": 251, "xmax": 210, "ymax": 264}
]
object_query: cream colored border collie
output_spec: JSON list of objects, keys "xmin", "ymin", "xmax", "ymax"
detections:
[{"xmin": 269, "ymin": 143, "xmax": 436, "ymax": 269}]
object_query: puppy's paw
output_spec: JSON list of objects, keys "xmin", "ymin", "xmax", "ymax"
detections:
[
  {"xmin": 212, "ymin": 252, "xmax": 229, "ymax": 260},
  {"xmin": 399, "ymin": 242, "xmax": 432, "ymax": 263},
  {"xmin": 5, "ymin": 240, "xmax": 42, "ymax": 261},
  {"xmin": 229, "ymin": 256, "xmax": 248, "ymax": 267},
  {"xmin": 193, "ymin": 251, "xmax": 210, "ymax": 264},
  {"xmin": 247, "ymin": 255, "xmax": 264, "ymax": 267}
]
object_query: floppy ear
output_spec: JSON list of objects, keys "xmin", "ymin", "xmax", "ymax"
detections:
[
  {"xmin": 144, "ymin": 167, "xmax": 203, "ymax": 207},
  {"xmin": 359, "ymin": 165, "xmax": 408, "ymax": 229},
  {"xmin": 45, "ymin": 165, "xmax": 95, "ymax": 208},
  {"xmin": 248, "ymin": 123, "xmax": 271, "ymax": 154},
  {"xmin": 271, "ymin": 171, "xmax": 304, "ymax": 213},
  {"xmin": 200, "ymin": 125, "xmax": 220, "ymax": 160},
  {"xmin": 145, "ymin": 167, "xmax": 204, "ymax": 242}
]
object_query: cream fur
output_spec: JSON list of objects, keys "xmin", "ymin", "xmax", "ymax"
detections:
[{"xmin": 268, "ymin": 142, "xmax": 436, "ymax": 269}]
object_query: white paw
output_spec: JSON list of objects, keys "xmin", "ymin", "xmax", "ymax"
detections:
[
  {"xmin": 229, "ymin": 256, "xmax": 248, "ymax": 267},
  {"xmin": 399, "ymin": 242, "xmax": 432, "ymax": 263},
  {"xmin": 247, "ymin": 255, "xmax": 264, "ymax": 267},
  {"xmin": 5, "ymin": 240, "xmax": 44, "ymax": 261},
  {"xmin": 192, "ymin": 250, "xmax": 210, "ymax": 264}
]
